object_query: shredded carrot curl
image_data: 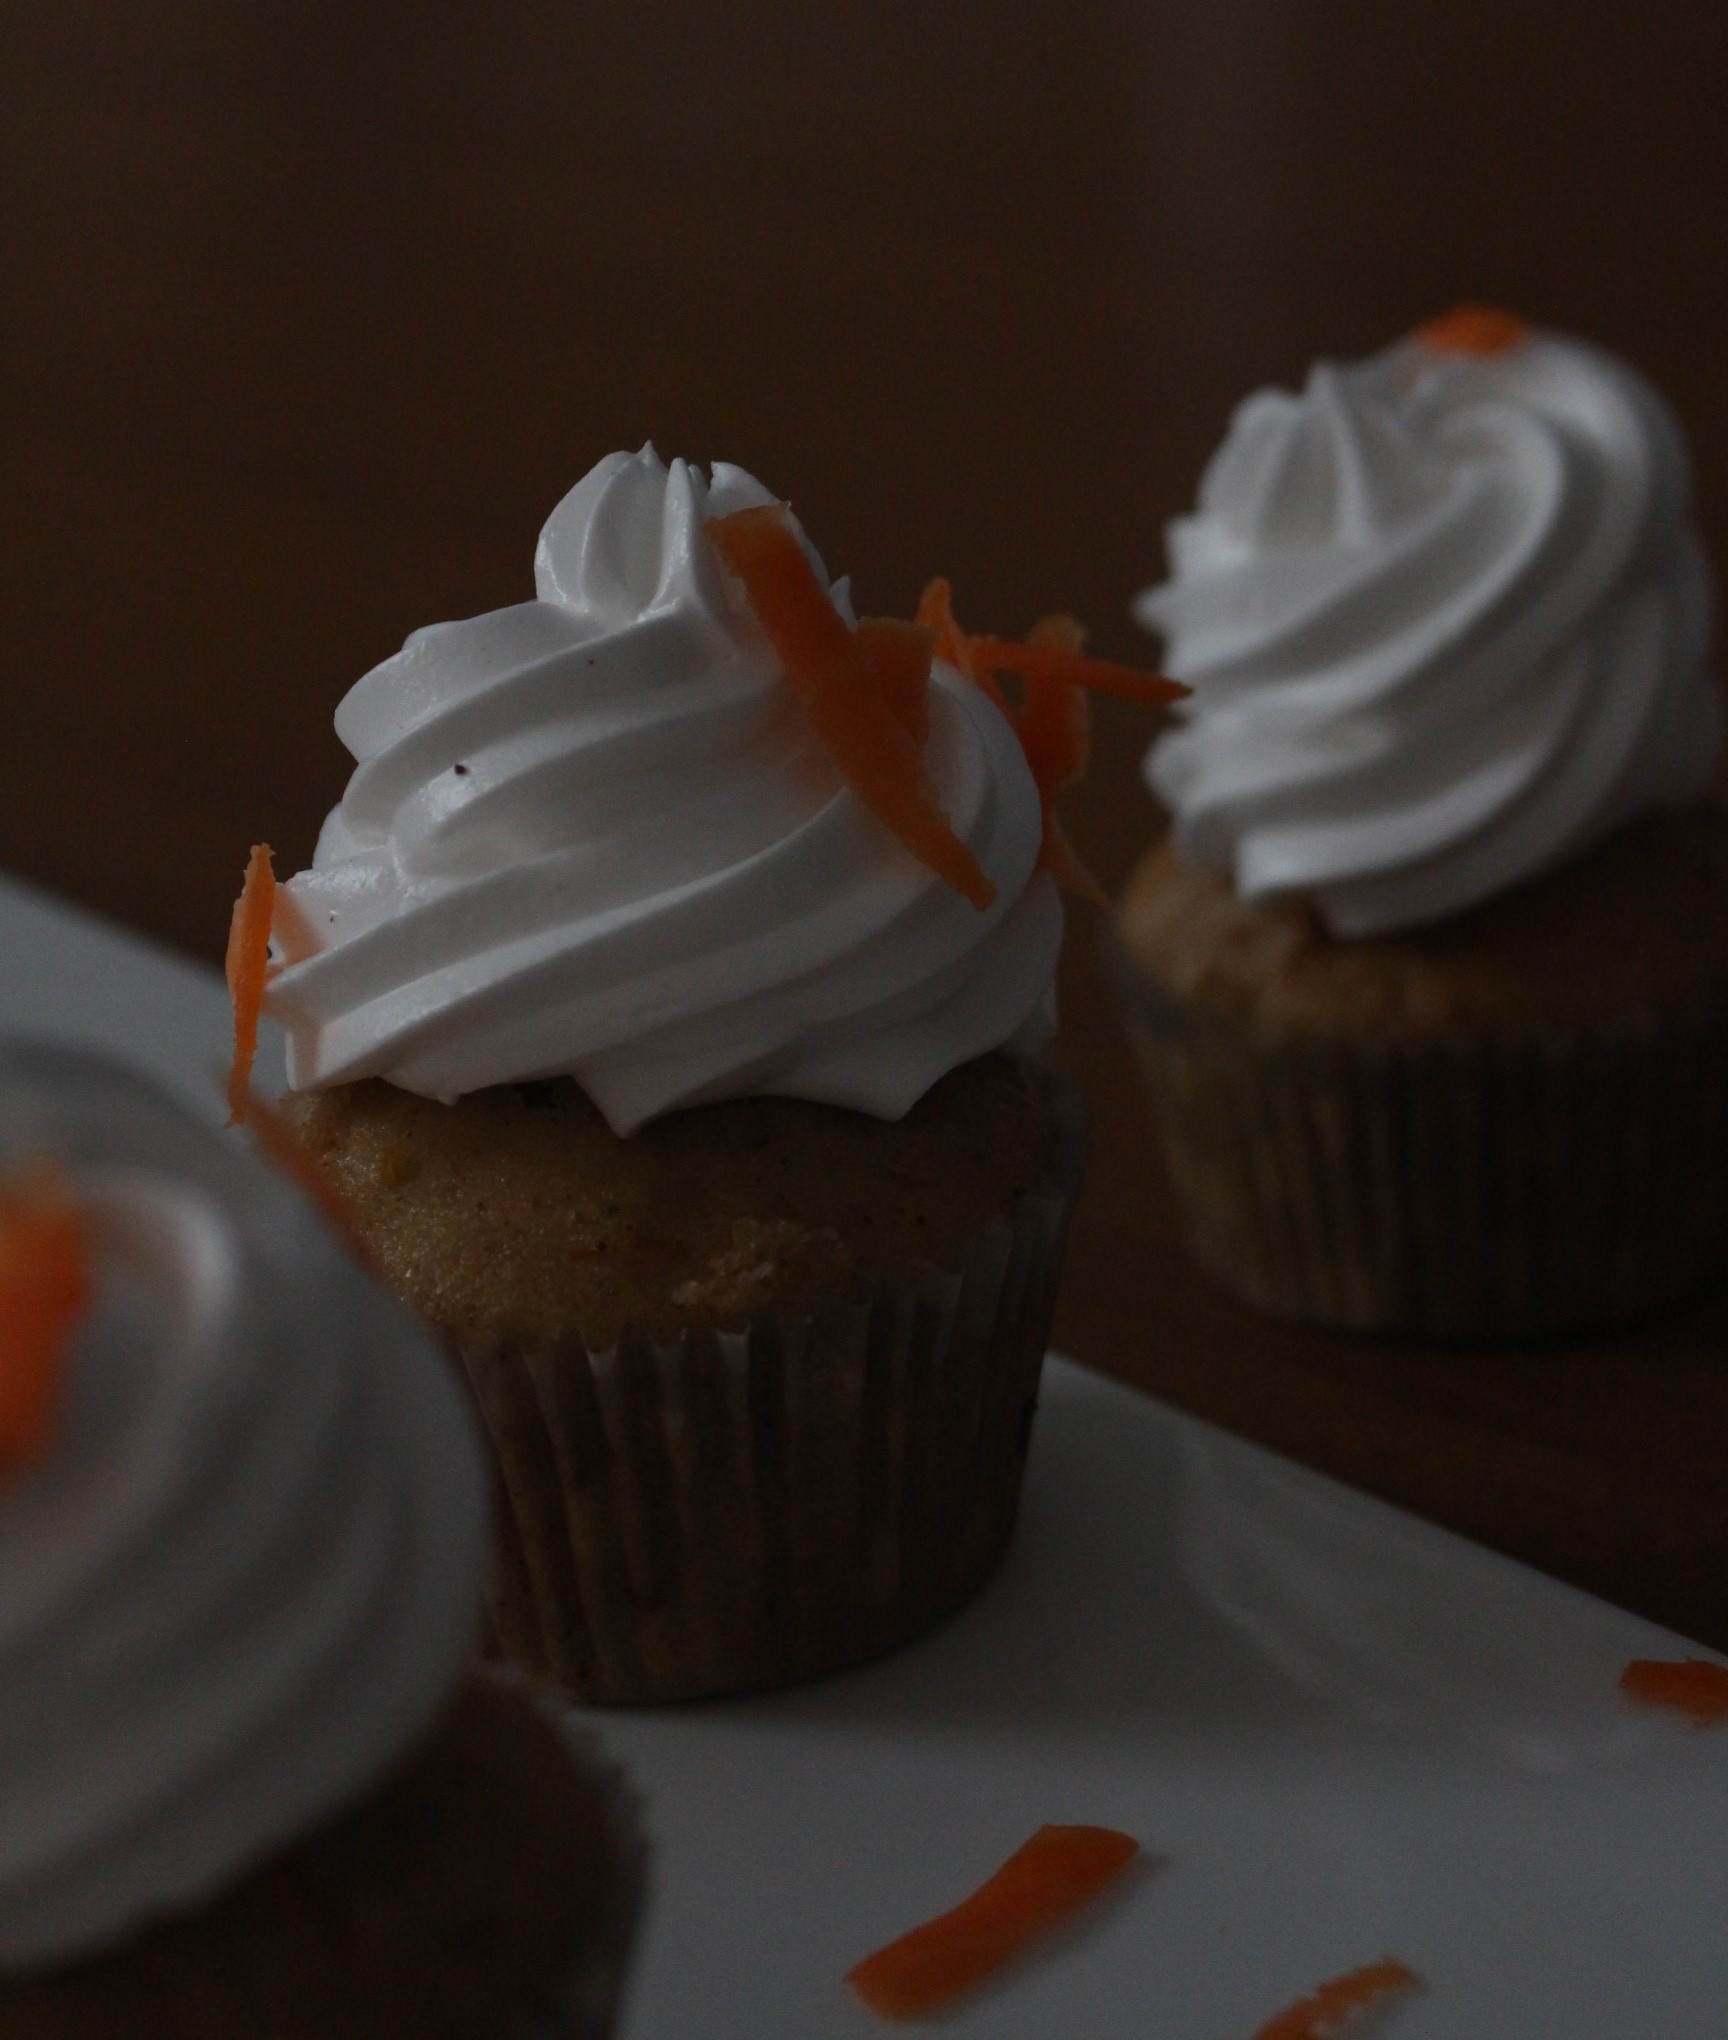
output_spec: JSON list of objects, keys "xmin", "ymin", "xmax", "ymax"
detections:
[
  {"xmin": 856, "ymin": 616, "xmax": 937, "ymax": 749},
  {"xmin": 1413, "ymin": 304, "xmax": 1531, "ymax": 356},
  {"xmin": 966, "ymin": 634, "xmax": 1186, "ymax": 708},
  {"xmin": 225, "ymin": 844, "xmax": 276, "ymax": 1127},
  {"xmin": 846, "ymin": 1824, "xmax": 1138, "ymax": 2020},
  {"xmin": 1250, "ymin": 1958, "xmax": 1420, "ymax": 2040},
  {"xmin": 916, "ymin": 577, "xmax": 1005, "ymax": 709},
  {"xmin": 0, "ymin": 1162, "xmax": 90, "ymax": 1475},
  {"xmin": 1620, "ymin": 1656, "xmax": 1728, "ymax": 1727},
  {"xmin": 709, "ymin": 507, "xmax": 994, "ymax": 910},
  {"xmin": 1017, "ymin": 616, "xmax": 1092, "ymax": 783},
  {"xmin": 915, "ymin": 586, "xmax": 1179, "ymax": 901},
  {"xmin": 707, "ymin": 521, "xmax": 1182, "ymax": 912},
  {"xmin": 1016, "ymin": 615, "xmax": 1107, "ymax": 906}
]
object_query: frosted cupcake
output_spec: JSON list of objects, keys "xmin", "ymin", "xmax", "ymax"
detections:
[
  {"xmin": 1115, "ymin": 310, "xmax": 1728, "ymax": 1337},
  {"xmin": 253, "ymin": 448, "xmax": 1171, "ymax": 1702},
  {"xmin": 0, "ymin": 1042, "xmax": 643, "ymax": 2037}
]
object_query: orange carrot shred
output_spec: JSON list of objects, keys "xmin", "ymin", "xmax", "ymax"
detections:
[
  {"xmin": 722, "ymin": 529, "xmax": 1176, "ymax": 914},
  {"xmin": 915, "ymin": 590, "xmax": 1176, "ymax": 904},
  {"xmin": 1620, "ymin": 1656, "xmax": 1728, "ymax": 1727},
  {"xmin": 1250, "ymin": 1958, "xmax": 1420, "ymax": 2040},
  {"xmin": 1018, "ymin": 616, "xmax": 1091, "ymax": 794},
  {"xmin": 913, "ymin": 576, "xmax": 968, "ymax": 672},
  {"xmin": 1015, "ymin": 616, "xmax": 1108, "ymax": 904},
  {"xmin": 710, "ymin": 508, "xmax": 994, "ymax": 910},
  {"xmin": 856, "ymin": 617, "xmax": 936, "ymax": 749},
  {"xmin": 243, "ymin": 1093, "xmax": 372, "ymax": 1267},
  {"xmin": 1413, "ymin": 304, "xmax": 1532, "ymax": 357},
  {"xmin": 0, "ymin": 1162, "xmax": 91, "ymax": 1476},
  {"xmin": 225, "ymin": 844, "xmax": 276, "ymax": 1128},
  {"xmin": 966, "ymin": 634, "xmax": 1186, "ymax": 707},
  {"xmin": 846, "ymin": 1824, "xmax": 1138, "ymax": 2020},
  {"xmin": 1040, "ymin": 811, "xmax": 1109, "ymax": 909},
  {"xmin": 916, "ymin": 577, "xmax": 1006, "ymax": 710}
]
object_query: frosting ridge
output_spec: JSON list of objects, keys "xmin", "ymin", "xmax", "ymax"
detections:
[
  {"xmin": 271, "ymin": 447, "xmax": 1058, "ymax": 1130},
  {"xmin": 1136, "ymin": 330, "xmax": 1721, "ymax": 936}
]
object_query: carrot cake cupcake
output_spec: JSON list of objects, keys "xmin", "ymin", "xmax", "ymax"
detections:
[
  {"xmin": 251, "ymin": 446, "xmax": 1175, "ymax": 1702},
  {"xmin": 0, "ymin": 1040, "xmax": 644, "ymax": 2038},
  {"xmin": 1115, "ymin": 309, "xmax": 1728, "ymax": 1337}
]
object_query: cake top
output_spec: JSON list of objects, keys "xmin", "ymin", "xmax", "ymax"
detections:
[
  {"xmin": 1136, "ymin": 311, "xmax": 1721, "ymax": 938},
  {"xmin": 259, "ymin": 448, "xmax": 1175, "ymax": 1132},
  {"xmin": 0, "ymin": 1041, "xmax": 489, "ymax": 1970}
]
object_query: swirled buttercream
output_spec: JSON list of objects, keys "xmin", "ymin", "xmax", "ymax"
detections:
[
  {"xmin": 268, "ymin": 447, "xmax": 1058, "ymax": 1132},
  {"xmin": 0, "ymin": 1042, "xmax": 488, "ymax": 1969},
  {"xmin": 1136, "ymin": 327, "xmax": 1721, "ymax": 936}
]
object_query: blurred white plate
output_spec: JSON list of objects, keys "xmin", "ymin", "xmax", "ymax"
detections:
[{"xmin": 3, "ymin": 869, "xmax": 1725, "ymax": 2039}]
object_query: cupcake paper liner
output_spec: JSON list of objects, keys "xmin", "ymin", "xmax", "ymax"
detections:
[
  {"xmin": 458, "ymin": 1065, "xmax": 1088, "ymax": 1705},
  {"xmin": 1109, "ymin": 933, "xmax": 1728, "ymax": 1339}
]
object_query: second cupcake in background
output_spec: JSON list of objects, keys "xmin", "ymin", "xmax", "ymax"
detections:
[
  {"xmin": 252, "ymin": 447, "xmax": 1177, "ymax": 1703},
  {"xmin": 1115, "ymin": 309, "xmax": 1728, "ymax": 1339}
]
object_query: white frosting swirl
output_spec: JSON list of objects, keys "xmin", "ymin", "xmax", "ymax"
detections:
[
  {"xmin": 269, "ymin": 447, "xmax": 1058, "ymax": 1133},
  {"xmin": 1136, "ymin": 330, "xmax": 1721, "ymax": 936},
  {"xmin": 0, "ymin": 1043, "xmax": 489, "ymax": 1969}
]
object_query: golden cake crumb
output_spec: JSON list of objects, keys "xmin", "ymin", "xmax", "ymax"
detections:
[
  {"xmin": 1117, "ymin": 803, "xmax": 1728, "ymax": 1039},
  {"xmin": 286, "ymin": 1054, "xmax": 1052, "ymax": 1350}
]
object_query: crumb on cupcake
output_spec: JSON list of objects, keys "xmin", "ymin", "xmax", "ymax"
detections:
[{"xmin": 286, "ymin": 1053, "xmax": 1053, "ymax": 1351}]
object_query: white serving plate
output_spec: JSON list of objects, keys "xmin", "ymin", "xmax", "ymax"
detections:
[{"xmin": 3, "ymin": 868, "xmax": 1726, "ymax": 2038}]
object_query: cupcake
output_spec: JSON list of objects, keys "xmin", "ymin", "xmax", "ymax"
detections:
[
  {"xmin": 0, "ymin": 1041, "xmax": 644, "ymax": 2037},
  {"xmin": 250, "ymin": 447, "xmax": 1173, "ymax": 1702},
  {"xmin": 1113, "ymin": 309, "xmax": 1728, "ymax": 1338}
]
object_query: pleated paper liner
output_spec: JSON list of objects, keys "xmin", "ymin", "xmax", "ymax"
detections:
[
  {"xmin": 1107, "ymin": 928, "xmax": 1728, "ymax": 1340},
  {"xmin": 458, "ymin": 1065, "xmax": 1088, "ymax": 1705}
]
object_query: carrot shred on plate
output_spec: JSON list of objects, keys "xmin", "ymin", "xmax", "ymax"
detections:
[
  {"xmin": 709, "ymin": 507, "xmax": 994, "ymax": 910},
  {"xmin": 856, "ymin": 616, "xmax": 937, "ymax": 748},
  {"xmin": 243, "ymin": 1092, "xmax": 371, "ymax": 1266},
  {"xmin": 1620, "ymin": 1656, "xmax": 1728, "ymax": 1726},
  {"xmin": 225, "ymin": 843, "xmax": 276, "ymax": 1127},
  {"xmin": 845, "ymin": 1823, "xmax": 1138, "ymax": 2020},
  {"xmin": 1413, "ymin": 303, "xmax": 1531, "ymax": 356},
  {"xmin": 0, "ymin": 1161, "xmax": 91, "ymax": 1475},
  {"xmin": 1250, "ymin": 1957, "xmax": 1420, "ymax": 2040}
]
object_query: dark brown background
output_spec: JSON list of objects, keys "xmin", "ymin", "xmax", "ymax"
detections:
[{"xmin": 6, "ymin": 4, "xmax": 1728, "ymax": 1643}]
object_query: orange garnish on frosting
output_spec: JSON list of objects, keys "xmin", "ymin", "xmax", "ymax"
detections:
[
  {"xmin": 917, "ymin": 581, "xmax": 1182, "ymax": 901},
  {"xmin": 965, "ymin": 633, "xmax": 1185, "ymax": 707},
  {"xmin": 845, "ymin": 1824, "xmax": 1139, "ymax": 2019},
  {"xmin": 1014, "ymin": 615, "xmax": 1108, "ymax": 906},
  {"xmin": 916, "ymin": 576, "xmax": 1005, "ymax": 710},
  {"xmin": 1414, "ymin": 304, "xmax": 1532, "ymax": 356},
  {"xmin": 225, "ymin": 843, "xmax": 276, "ymax": 1127},
  {"xmin": 0, "ymin": 1162, "xmax": 91, "ymax": 1474},
  {"xmin": 1250, "ymin": 1958, "xmax": 1420, "ymax": 2040},
  {"xmin": 708, "ymin": 506, "xmax": 995, "ymax": 909},
  {"xmin": 856, "ymin": 616, "xmax": 938, "ymax": 749},
  {"xmin": 1620, "ymin": 1656, "xmax": 1728, "ymax": 1726}
]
